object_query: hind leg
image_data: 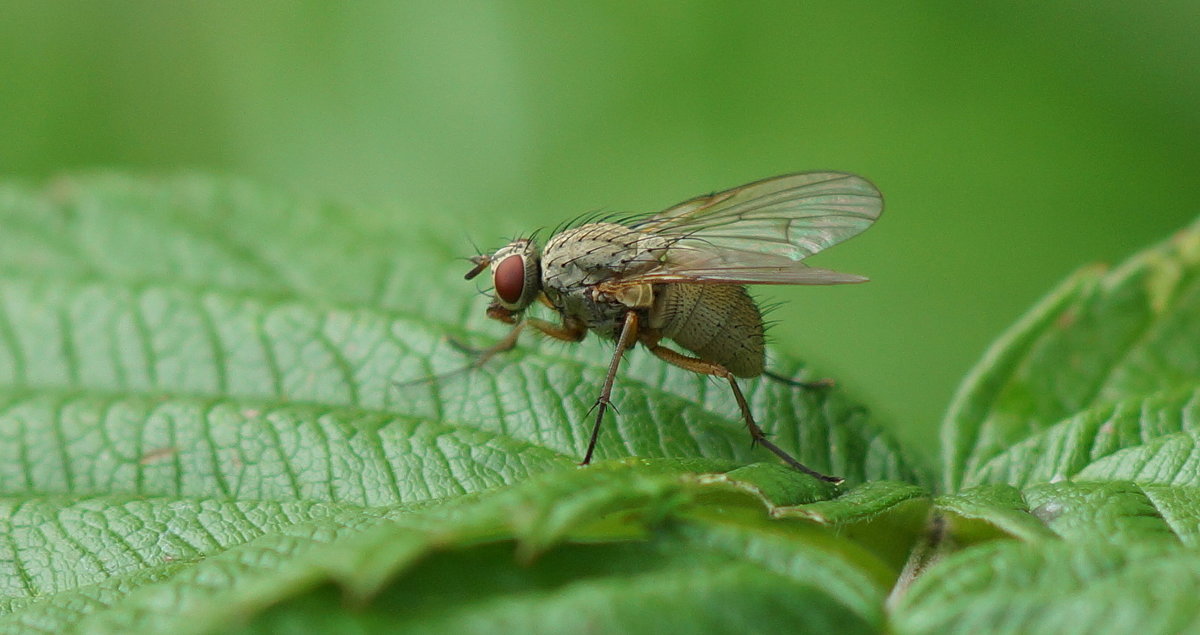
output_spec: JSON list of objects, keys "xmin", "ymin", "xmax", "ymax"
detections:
[{"xmin": 646, "ymin": 344, "xmax": 842, "ymax": 484}]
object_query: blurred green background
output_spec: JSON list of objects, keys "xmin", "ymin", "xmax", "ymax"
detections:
[{"xmin": 3, "ymin": 2, "xmax": 1198, "ymax": 465}]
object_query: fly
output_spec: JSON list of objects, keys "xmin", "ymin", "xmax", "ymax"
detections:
[{"xmin": 460, "ymin": 171, "xmax": 882, "ymax": 484}]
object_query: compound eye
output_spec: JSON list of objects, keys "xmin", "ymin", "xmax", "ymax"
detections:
[{"xmin": 494, "ymin": 255, "xmax": 527, "ymax": 305}]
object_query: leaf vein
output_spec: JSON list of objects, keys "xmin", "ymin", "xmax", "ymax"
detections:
[
  {"xmin": 0, "ymin": 292, "xmax": 25, "ymax": 387},
  {"xmin": 197, "ymin": 295, "xmax": 230, "ymax": 395}
]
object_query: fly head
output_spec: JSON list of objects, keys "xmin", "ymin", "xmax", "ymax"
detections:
[{"xmin": 468, "ymin": 238, "xmax": 543, "ymax": 312}]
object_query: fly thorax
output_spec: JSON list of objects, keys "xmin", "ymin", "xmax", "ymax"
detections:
[{"xmin": 542, "ymin": 222, "xmax": 670, "ymax": 294}]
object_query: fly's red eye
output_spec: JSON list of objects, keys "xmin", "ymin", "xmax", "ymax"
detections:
[{"xmin": 494, "ymin": 255, "xmax": 526, "ymax": 305}]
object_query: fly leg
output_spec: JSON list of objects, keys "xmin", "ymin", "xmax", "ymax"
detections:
[
  {"xmin": 763, "ymin": 370, "xmax": 835, "ymax": 390},
  {"xmin": 445, "ymin": 320, "xmax": 524, "ymax": 366},
  {"xmin": 448, "ymin": 294, "xmax": 585, "ymax": 362},
  {"xmin": 397, "ymin": 321, "xmax": 526, "ymax": 388},
  {"xmin": 581, "ymin": 311, "xmax": 639, "ymax": 465},
  {"xmin": 646, "ymin": 344, "xmax": 842, "ymax": 484},
  {"xmin": 527, "ymin": 316, "xmax": 588, "ymax": 343},
  {"xmin": 404, "ymin": 303, "xmax": 586, "ymax": 387}
]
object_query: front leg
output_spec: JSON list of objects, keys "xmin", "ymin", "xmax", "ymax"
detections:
[
  {"xmin": 525, "ymin": 315, "xmax": 588, "ymax": 343},
  {"xmin": 444, "ymin": 303, "xmax": 523, "ymax": 361},
  {"xmin": 449, "ymin": 298, "xmax": 586, "ymax": 361},
  {"xmin": 446, "ymin": 320, "xmax": 526, "ymax": 368},
  {"xmin": 581, "ymin": 311, "xmax": 639, "ymax": 465},
  {"xmin": 447, "ymin": 315, "xmax": 587, "ymax": 363},
  {"xmin": 408, "ymin": 303, "xmax": 587, "ymax": 388},
  {"xmin": 396, "ymin": 320, "xmax": 529, "ymax": 389}
]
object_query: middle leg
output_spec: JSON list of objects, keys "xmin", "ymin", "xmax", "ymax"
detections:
[{"xmin": 580, "ymin": 311, "xmax": 639, "ymax": 465}]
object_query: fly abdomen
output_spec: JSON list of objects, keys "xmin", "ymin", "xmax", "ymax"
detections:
[{"xmin": 650, "ymin": 284, "xmax": 765, "ymax": 377}]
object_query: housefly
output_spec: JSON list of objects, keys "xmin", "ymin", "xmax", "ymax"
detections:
[{"xmin": 461, "ymin": 171, "xmax": 882, "ymax": 483}]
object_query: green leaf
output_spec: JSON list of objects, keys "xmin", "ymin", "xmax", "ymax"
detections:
[
  {"xmin": 964, "ymin": 388, "xmax": 1200, "ymax": 488},
  {"xmin": 1022, "ymin": 481, "xmax": 1179, "ymax": 545},
  {"xmin": 0, "ymin": 174, "xmax": 920, "ymax": 632},
  {"xmin": 892, "ymin": 216, "xmax": 1200, "ymax": 633},
  {"xmin": 934, "ymin": 484, "xmax": 1057, "ymax": 544},
  {"xmin": 892, "ymin": 539, "xmax": 1200, "ymax": 635},
  {"xmin": 236, "ymin": 541, "xmax": 881, "ymax": 635},
  {"xmin": 0, "ymin": 464, "xmax": 916, "ymax": 634},
  {"xmin": 943, "ymin": 218, "xmax": 1200, "ymax": 491},
  {"xmin": 0, "ymin": 390, "xmax": 565, "ymax": 503}
]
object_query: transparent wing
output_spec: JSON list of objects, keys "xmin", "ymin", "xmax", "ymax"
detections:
[
  {"xmin": 634, "ymin": 171, "xmax": 882, "ymax": 260},
  {"xmin": 618, "ymin": 171, "xmax": 882, "ymax": 286},
  {"xmin": 623, "ymin": 262, "xmax": 869, "ymax": 286}
]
